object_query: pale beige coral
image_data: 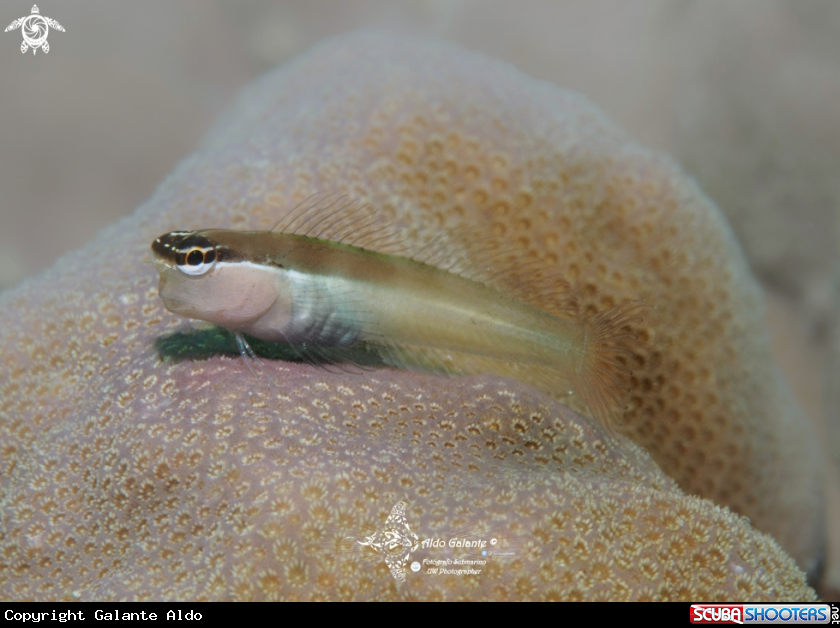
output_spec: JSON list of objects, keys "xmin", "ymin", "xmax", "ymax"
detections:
[
  {"xmin": 0, "ymin": 363, "xmax": 814, "ymax": 600},
  {"xmin": 0, "ymin": 33, "xmax": 821, "ymax": 599}
]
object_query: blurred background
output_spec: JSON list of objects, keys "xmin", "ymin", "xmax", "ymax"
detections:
[{"xmin": 0, "ymin": 1, "xmax": 837, "ymax": 461}]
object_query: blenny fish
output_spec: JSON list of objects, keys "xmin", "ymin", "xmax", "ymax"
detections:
[{"xmin": 151, "ymin": 198, "xmax": 641, "ymax": 432}]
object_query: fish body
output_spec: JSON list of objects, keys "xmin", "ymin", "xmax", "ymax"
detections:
[{"xmin": 152, "ymin": 227, "xmax": 639, "ymax": 432}]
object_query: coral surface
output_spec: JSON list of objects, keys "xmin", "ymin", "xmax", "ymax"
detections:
[{"xmin": 0, "ymin": 33, "xmax": 821, "ymax": 599}]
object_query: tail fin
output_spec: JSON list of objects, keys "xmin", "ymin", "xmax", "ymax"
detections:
[{"xmin": 572, "ymin": 301, "xmax": 646, "ymax": 435}]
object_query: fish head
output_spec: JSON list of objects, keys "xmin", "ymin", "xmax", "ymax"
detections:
[{"xmin": 151, "ymin": 230, "xmax": 282, "ymax": 331}]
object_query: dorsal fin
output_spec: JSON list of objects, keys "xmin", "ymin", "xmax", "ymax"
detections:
[
  {"xmin": 271, "ymin": 194, "xmax": 409, "ymax": 256},
  {"xmin": 271, "ymin": 194, "xmax": 578, "ymax": 318},
  {"xmin": 408, "ymin": 225, "xmax": 579, "ymax": 319}
]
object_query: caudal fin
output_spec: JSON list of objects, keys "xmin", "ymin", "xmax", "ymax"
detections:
[{"xmin": 573, "ymin": 301, "xmax": 646, "ymax": 435}]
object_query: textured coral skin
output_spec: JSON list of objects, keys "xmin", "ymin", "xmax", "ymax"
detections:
[{"xmin": 0, "ymin": 33, "xmax": 821, "ymax": 599}]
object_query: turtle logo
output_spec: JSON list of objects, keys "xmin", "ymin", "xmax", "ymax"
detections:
[
  {"xmin": 345, "ymin": 501, "xmax": 419, "ymax": 581},
  {"xmin": 5, "ymin": 5, "xmax": 64, "ymax": 55}
]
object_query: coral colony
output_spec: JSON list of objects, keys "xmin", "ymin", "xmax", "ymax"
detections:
[{"xmin": 0, "ymin": 33, "xmax": 821, "ymax": 600}]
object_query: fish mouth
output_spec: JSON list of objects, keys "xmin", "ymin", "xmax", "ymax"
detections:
[
  {"xmin": 158, "ymin": 292, "xmax": 209, "ymax": 320},
  {"xmin": 158, "ymin": 288, "xmax": 190, "ymax": 315},
  {"xmin": 156, "ymin": 271, "xmax": 189, "ymax": 313}
]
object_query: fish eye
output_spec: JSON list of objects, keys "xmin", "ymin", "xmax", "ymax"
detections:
[
  {"xmin": 186, "ymin": 249, "xmax": 203, "ymax": 266},
  {"xmin": 177, "ymin": 247, "xmax": 216, "ymax": 276}
]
